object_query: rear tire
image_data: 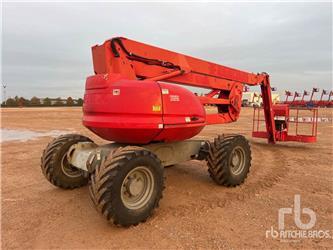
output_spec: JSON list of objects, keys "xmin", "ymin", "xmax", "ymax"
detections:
[
  {"xmin": 89, "ymin": 146, "xmax": 164, "ymax": 227},
  {"xmin": 206, "ymin": 134, "xmax": 251, "ymax": 186},
  {"xmin": 41, "ymin": 134, "xmax": 92, "ymax": 189}
]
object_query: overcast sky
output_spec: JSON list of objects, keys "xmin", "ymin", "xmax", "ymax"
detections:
[{"xmin": 2, "ymin": 2, "xmax": 332, "ymax": 100}]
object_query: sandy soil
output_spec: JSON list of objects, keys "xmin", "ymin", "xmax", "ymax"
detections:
[{"xmin": 1, "ymin": 107, "xmax": 332, "ymax": 249}]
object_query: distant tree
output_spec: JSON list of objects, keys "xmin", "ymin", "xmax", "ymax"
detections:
[
  {"xmin": 54, "ymin": 97, "xmax": 63, "ymax": 106},
  {"xmin": 77, "ymin": 98, "xmax": 83, "ymax": 106},
  {"xmin": 18, "ymin": 97, "xmax": 23, "ymax": 107},
  {"xmin": 5, "ymin": 98, "xmax": 17, "ymax": 107},
  {"xmin": 43, "ymin": 97, "xmax": 51, "ymax": 106},
  {"xmin": 30, "ymin": 96, "xmax": 41, "ymax": 106},
  {"xmin": 66, "ymin": 97, "xmax": 74, "ymax": 106},
  {"xmin": 18, "ymin": 97, "xmax": 29, "ymax": 107},
  {"xmin": 14, "ymin": 96, "xmax": 19, "ymax": 106}
]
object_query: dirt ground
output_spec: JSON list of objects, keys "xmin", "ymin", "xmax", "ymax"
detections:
[{"xmin": 1, "ymin": 107, "xmax": 332, "ymax": 249}]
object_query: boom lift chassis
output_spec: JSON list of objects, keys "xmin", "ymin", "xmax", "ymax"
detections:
[{"xmin": 41, "ymin": 37, "xmax": 317, "ymax": 227}]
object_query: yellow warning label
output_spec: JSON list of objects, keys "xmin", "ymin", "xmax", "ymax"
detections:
[{"xmin": 152, "ymin": 105, "xmax": 161, "ymax": 112}]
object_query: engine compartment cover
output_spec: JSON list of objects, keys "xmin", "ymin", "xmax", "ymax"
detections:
[{"xmin": 83, "ymin": 75, "xmax": 206, "ymax": 144}]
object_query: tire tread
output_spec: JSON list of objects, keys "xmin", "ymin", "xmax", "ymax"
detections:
[
  {"xmin": 40, "ymin": 134, "xmax": 92, "ymax": 189},
  {"xmin": 207, "ymin": 134, "xmax": 251, "ymax": 187},
  {"xmin": 89, "ymin": 146, "xmax": 164, "ymax": 227}
]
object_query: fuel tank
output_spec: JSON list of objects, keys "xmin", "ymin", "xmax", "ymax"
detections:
[{"xmin": 83, "ymin": 74, "xmax": 206, "ymax": 144}]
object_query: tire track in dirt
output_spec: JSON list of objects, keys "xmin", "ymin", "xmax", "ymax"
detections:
[
  {"xmin": 238, "ymin": 141, "xmax": 289, "ymax": 196},
  {"xmin": 161, "ymin": 141, "xmax": 290, "ymax": 217}
]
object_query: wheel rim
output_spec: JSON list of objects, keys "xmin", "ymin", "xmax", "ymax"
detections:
[
  {"xmin": 230, "ymin": 146, "xmax": 246, "ymax": 175},
  {"xmin": 61, "ymin": 154, "xmax": 82, "ymax": 178},
  {"xmin": 121, "ymin": 166, "xmax": 154, "ymax": 210}
]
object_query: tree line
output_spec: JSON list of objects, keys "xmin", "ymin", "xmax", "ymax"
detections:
[{"xmin": 1, "ymin": 96, "xmax": 84, "ymax": 107}]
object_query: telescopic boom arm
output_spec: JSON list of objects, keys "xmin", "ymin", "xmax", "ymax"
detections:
[{"xmin": 92, "ymin": 37, "xmax": 276, "ymax": 143}]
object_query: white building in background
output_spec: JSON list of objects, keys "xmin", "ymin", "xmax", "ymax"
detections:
[
  {"xmin": 242, "ymin": 92, "xmax": 280, "ymax": 106},
  {"xmin": 39, "ymin": 98, "xmax": 66, "ymax": 105},
  {"xmin": 39, "ymin": 98, "xmax": 79, "ymax": 105}
]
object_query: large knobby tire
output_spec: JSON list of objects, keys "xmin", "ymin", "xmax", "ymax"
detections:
[
  {"xmin": 41, "ymin": 134, "xmax": 92, "ymax": 189},
  {"xmin": 207, "ymin": 134, "xmax": 251, "ymax": 187},
  {"xmin": 89, "ymin": 146, "xmax": 164, "ymax": 227}
]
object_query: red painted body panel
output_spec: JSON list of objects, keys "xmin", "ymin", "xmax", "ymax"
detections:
[
  {"xmin": 252, "ymin": 105, "xmax": 318, "ymax": 143},
  {"xmin": 159, "ymin": 82, "xmax": 205, "ymax": 125},
  {"xmin": 83, "ymin": 74, "xmax": 205, "ymax": 144}
]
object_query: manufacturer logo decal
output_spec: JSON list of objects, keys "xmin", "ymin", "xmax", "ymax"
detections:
[{"xmin": 170, "ymin": 95, "xmax": 180, "ymax": 102}]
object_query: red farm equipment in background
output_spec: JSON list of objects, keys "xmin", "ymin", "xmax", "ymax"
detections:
[
  {"xmin": 317, "ymin": 89, "xmax": 329, "ymax": 107},
  {"xmin": 300, "ymin": 90, "xmax": 310, "ymax": 106},
  {"xmin": 283, "ymin": 87, "xmax": 332, "ymax": 108},
  {"xmin": 284, "ymin": 91, "xmax": 293, "ymax": 103},
  {"xmin": 328, "ymin": 91, "xmax": 333, "ymax": 107},
  {"xmin": 310, "ymin": 87, "xmax": 320, "ymax": 104},
  {"xmin": 291, "ymin": 91, "xmax": 301, "ymax": 106},
  {"xmin": 40, "ymin": 37, "xmax": 321, "ymax": 227}
]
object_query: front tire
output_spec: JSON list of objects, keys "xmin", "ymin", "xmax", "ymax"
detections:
[
  {"xmin": 207, "ymin": 134, "xmax": 251, "ymax": 186},
  {"xmin": 89, "ymin": 146, "xmax": 164, "ymax": 227},
  {"xmin": 41, "ymin": 134, "xmax": 92, "ymax": 189}
]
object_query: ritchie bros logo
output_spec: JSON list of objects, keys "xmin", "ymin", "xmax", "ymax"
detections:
[{"xmin": 266, "ymin": 194, "xmax": 331, "ymax": 242}]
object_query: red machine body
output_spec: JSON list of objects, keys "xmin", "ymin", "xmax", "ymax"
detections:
[
  {"xmin": 83, "ymin": 36, "xmax": 315, "ymax": 144},
  {"xmin": 83, "ymin": 74, "xmax": 205, "ymax": 144}
]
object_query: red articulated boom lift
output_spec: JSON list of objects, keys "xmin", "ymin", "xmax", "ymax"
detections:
[
  {"xmin": 291, "ymin": 91, "xmax": 301, "ymax": 106},
  {"xmin": 317, "ymin": 89, "xmax": 328, "ymax": 107},
  {"xmin": 300, "ymin": 90, "xmax": 310, "ymax": 106},
  {"xmin": 41, "ymin": 37, "xmax": 318, "ymax": 227},
  {"xmin": 310, "ymin": 87, "xmax": 320, "ymax": 104},
  {"xmin": 284, "ymin": 90, "xmax": 293, "ymax": 103},
  {"xmin": 328, "ymin": 91, "xmax": 333, "ymax": 107}
]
